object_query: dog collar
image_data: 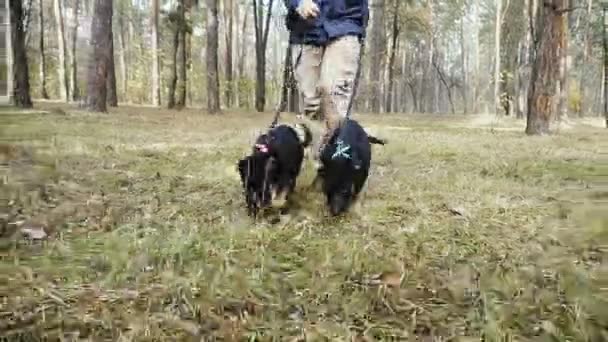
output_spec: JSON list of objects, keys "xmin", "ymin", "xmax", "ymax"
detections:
[
  {"xmin": 255, "ymin": 144, "xmax": 269, "ymax": 153},
  {"xmin": 332, "ymin": 139, "xmax": 351, "ymax": 160}
]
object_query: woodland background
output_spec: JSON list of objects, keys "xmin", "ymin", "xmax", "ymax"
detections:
[{"xmin": 11, "ymin": 0, "xmax": 608, "ymax": 123}]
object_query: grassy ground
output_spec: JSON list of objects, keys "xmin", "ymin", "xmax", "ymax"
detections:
[{"xmin": 1, "ymin": 104, "xmax": 607, "ymax": 341}]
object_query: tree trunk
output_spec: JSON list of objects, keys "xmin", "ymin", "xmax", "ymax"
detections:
[
  {"xmin": 70, "ymin": 0, "xmax": 80, "ymax": 101},
  {"xmin": 187, "ymin": 25, "xmax": 193, "ymax": 107},
  {"xmin": 494, "ymin": 0, "xmax": 502, "ymax": 114},
  {"xmin": 429, "ymin": 42, "xmax": 438, "ymax": 113},
  {"xmin": 473, "ymin": 0, "xmax": 481, "ymax": 113},
  {"xmin": 23, "ymin": 0, "xmax": 34, "ymax": 46},
  {"xmin": 234, "ymin": 0, "xmax": 241, "ymax": 107},
  {"xmin": 517, "ymin": 0, "xmax": 538, "ymax": 119},
  {"xmin": 184, "ymin": 0, "xmax": 193, "ymax": 107},
  {"xmin": 176, "ymin": 24, "xmax": 187, "ymax": 107},
  {"xmin": 603, "ymin": 6, "xmax": 608, "ymax": 127},
  {"xmin": 117, "ymin": 12, "xmax": 127, "ymax": 102},
  {"xmin": 422, "ymin": 1, "xmax": 436, "ymax": 113},
  {"xmin": 86, "ymin": 0, "xmax": 113, "ymax": 112},
  {"xmin": 127, "ymin": 15, "xmax": 134, "ymax": 84},
  {"xmin": 237, "ymin": 4, "xmax": 249, "ymax": 108},
  {"xmin": 526, "ymin": 0, "xmax": 565, "ymax": 135},
  {"xmin": 516, "ymin": 40, "xmax": 529, "ymax": 119},
  {"xmin": 460, "ymin": 17, "xmax": 468, "ymax": 114},
  {"xmin": 433, "ymin": 54, "xmax": 455, "ymax": 114},
  {"xmin": 83, "ymin": 0, "xmax": 90, "ymax": 15},
  {"xmin": 10, "ymin": 0, "xmax": 33, "ymax": 108},
  {"xmin": 224, "ymin": 0, "xmax": 234, "ymax": 108},
  {"xmin": 385, "ymin": 0, "xmax": 399, "ymax": 113},
  {"xmin": 557, "ymin": 0, "xmax": 569, "ymax": 120},
  {"xmin": 253, "ymin": 0, "xmax": 275, "ymax": 112},
  {"xmin": 177, "ymin": 28, "xmax": 187, "ymax": 108},
  {"xmin": 576, "ymin": 0, "xmax": 592, "ymax": 115},
  {"xmin": 370, "ymin": 0, "xmax": 386, "ymax": 113},
  {"xmin": 400, "ymin": 48, "xmax": 407, "ymax": 112},
  {"xmin": 167, "ymin": 27, "xmax": 179, "ymax": 109},
  {"xmin": 54, "ymin": 0, "xmax": 69, "ymax": 101},
  {"xmin": 186, "ymin": 25, "xmax": 194, "ymax": 107},
  {"xmin": 254, "ymin": 0, "xmax": 265, "ymax": 112},
  {"xmin": 207, "ymin": 0, "xmax": 221, "ymax": 113},
  {"xmin": 38, "ymin": 0, "xmax": 49, "ymax": 99},
  {"xmin": 107, "ymin": 35, "xmax": 118, "ymax": 106},
  {"xmin": 408, "ymin": 82, "xmax": 418, "ymax": 113},
  {"xmin": 151, "ymin": 0, "xmax": 160, "ymax": 106},
  {"xmin": 175, "ymin": 0, "xmax": 189, "ymax": 109}
]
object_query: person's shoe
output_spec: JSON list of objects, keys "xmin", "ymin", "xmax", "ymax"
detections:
[
  {"xmin": 310, "ymin": 158, "xmax": 325, "ymax": 192},
  {"xmin": 313, "ymin": 159, "xmax": 323, "ymax": 171},
  {"xmin": 312, "ymin": 140, "xmax": 326, "ymax": 169}
]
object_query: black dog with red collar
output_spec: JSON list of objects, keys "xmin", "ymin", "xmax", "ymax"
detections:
[{"xmin": 237, "ymin": 123, "xmax": 312, "ymax": 218}]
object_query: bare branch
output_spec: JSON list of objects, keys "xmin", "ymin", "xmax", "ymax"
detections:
[
  {"xmin": 556, "ymin": 6, "xmax": 583, "ymax": 14},
  {"xmin": 501, "ymin": 0, "xmax": 511, "ymax": 24}
]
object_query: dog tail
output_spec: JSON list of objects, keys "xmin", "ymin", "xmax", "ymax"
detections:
[
  {"xmin": 293, "ymin": 123, "xmax": 313, "ymax": 148},
  {"xmin": 368, "ymin": 135, "xmax": 387, "ymax": 145}
]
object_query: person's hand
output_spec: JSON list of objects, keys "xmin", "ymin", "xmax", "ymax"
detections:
[{"xmin": 296, "ymin": 0, "xmax": 319, "ymax": 19}]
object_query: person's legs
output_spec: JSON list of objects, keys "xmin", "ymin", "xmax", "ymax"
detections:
[
  {"xmin": 292, "ymin": 44, "xmax": 323, "ymax": 120},
  {"xmin": 315, "ymin": 35, "xmax": 361, "ymax": 162},
  {"xmin": 291, "ymin": 43, "xmax": 326, "ymax": 166}
]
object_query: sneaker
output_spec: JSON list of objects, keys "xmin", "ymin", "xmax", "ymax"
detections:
[
  {"xmin": 311, "ymin": 147, "xmax": 323, "ymax": 170},
  {"xmin": 313, "ymin": 159, "xmax": 323, "ymax": 171}
]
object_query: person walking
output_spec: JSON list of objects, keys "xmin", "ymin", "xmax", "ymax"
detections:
[{"xmin": 284, "ymin": 0, "xmax": 369, "ymax": 168}]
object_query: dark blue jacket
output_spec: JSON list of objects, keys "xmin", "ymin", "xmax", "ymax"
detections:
[{"xmin": 285, "ymin": 0, "xmax": 369, "ymax": 46}]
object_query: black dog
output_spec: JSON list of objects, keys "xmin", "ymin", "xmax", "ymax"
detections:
[
  {"xmin": 315, "ymin": 119, "xmax": 386, "ymax": 216},
  {"xmin": 237, "ymin": 123, "xmax": 312, "ymax": 217}
]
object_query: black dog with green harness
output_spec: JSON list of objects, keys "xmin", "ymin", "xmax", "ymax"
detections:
[{"xmin": 316, "ymin": 119, "xmax": 386, "ymax": 216}]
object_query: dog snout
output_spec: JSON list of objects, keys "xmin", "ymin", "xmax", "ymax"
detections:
[{"xmin": 329, "ymin": 194, "xmax": 350, "ymax": 216}]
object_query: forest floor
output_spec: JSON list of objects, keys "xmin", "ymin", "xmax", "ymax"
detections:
[{"xmin": 1, "ymin": 104, "xmax": 607, "ymax": 340}]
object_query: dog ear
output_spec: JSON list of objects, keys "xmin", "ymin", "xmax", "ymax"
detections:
[{"xmin": 237, "ymin": 158, "xmax": 248, "ymax": 177}]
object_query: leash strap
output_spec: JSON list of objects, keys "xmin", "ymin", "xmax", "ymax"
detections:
[
  {"xmin": 345, "ymin": 38, "xmax": 366, "ymax": 120},
  {"xmin": 270, "ymin": 45, "xmax": 303, "ymax": 128}
]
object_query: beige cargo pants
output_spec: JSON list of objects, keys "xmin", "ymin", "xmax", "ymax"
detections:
[{"xmin": 291, "ymin": 35, "xmax": 361, "ymax": 165}]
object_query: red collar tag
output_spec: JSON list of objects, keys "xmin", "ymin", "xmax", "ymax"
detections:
[{"xmin": 255, "ymin": 144, "xmax": 269, "ymax": 153}]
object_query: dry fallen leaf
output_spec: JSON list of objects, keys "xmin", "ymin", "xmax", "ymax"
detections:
[
  {"xmin": 445, "ymin": 204, "xmax": 469, "ymax": 219},
  {"xmin": 365, "ymin": 272, "xmax": 402, "ymax": 288},
  {"xmin": 153, "ymin": 313, "xmax": 202, "ymax": 336},
  {"xmin": 379, "ymin": 272, "xmax": 402, "ymax": 287},
  {"xmin": 351, "ymin": 334, "xmax": 372, "ymax": 342},
  {"xmin": 20, "ymin": 223, "xmax": 48, "ymax": 240}
]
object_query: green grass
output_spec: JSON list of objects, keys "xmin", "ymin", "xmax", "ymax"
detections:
[{"xmin": 1, "ymin": 104, "xmax": 607, "ymax": 340}]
